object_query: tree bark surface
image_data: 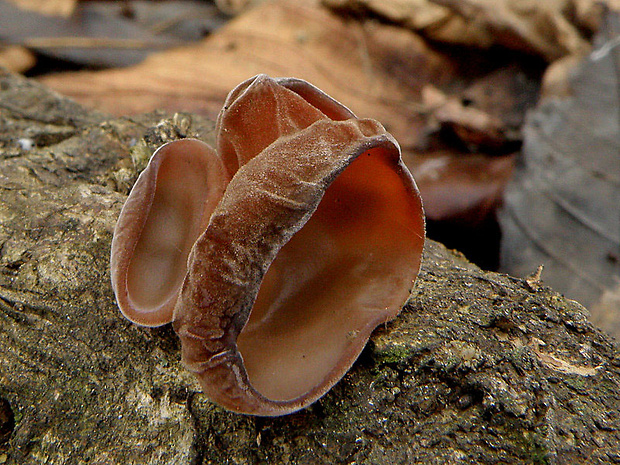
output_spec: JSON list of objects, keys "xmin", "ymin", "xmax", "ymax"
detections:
[{"xmin": 0, "ymin": 69, "xmax": 619, "ymax": 464}]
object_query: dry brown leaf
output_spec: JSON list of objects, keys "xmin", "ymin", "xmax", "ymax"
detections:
[
  {"xmin": 324, "ymin": 0, "xmax": 491, "ymax": 46},
  {"xmin": 215, "ymin": 0, "xmax": 266, "ymax": 16},
  {"xmin": 574, "ymin": 0, "xmax": 620, "ymax": 31},
  {"xmin": 434, "ymin": 0, "xmax": 620, "ymax": 60},
  {"xmin": 422, "ymin": 85, "xmax": 508, "ymax": 152},
  {"xmin": 437, "ymin": 0, "xmax": 591, "ymax": 60},
  {"xmin": 0, "ymin": 45, "xmax": 36, "ymax": 73},
  {"xmin": 6, "ymin": 0, "xmax": 76, "ymax": 17},
  {"xmin": 500, "ymin": 9, "xmax": 620, "ymax": 335},
  {"xmin": 0, "ymin": 1, "xmax": 186, "ymax": 68},
  {"xmin": 39, "ymin": 0, "xmax": 457, "ymax": 152},
  {"xmin": 325, "ymin": 0, "xmax": 617, "ymax": 61},
  {"xmin": 412, "ymin": 153, "xmax": 515, "ymax": 223},
  {"xmin": 540, "ymin": 53, "xmax": 584, "ymax": 98}
]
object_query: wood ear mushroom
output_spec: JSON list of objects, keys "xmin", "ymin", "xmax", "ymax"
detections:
[{"xmin": 110, "ymin": 74, "xmax": 425, "ymax": 416}]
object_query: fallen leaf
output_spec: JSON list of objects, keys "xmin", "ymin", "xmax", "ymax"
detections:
[
  {"xmin": 325, "ymin": 0, "xmax": 614, "ymax": 61},
  {"xmin": 84, "ymin": 1, "xmax": 227, "ymax": 43},
  {"xmin": 415, "ymin": 153, "xmax": 515, "ymax": 269},
  {"xmin": 215, "ymin": 0, "xmax": 265, "ymax": 16},
  {"xmin": 0, "ymin": 0, "xmax": 185, "ymax": 68},
  {"xmin": 500, "ymin": 9, "xmax": 620, "ymax": 335},
  {"xmin": 0, "ymin": 45, "xmax": 36, "ymax": 73},
  {"xmin": 39, "ymin": 0, "xmax": 456, "ymax": 149},
  {"xmin": 323, "ymin": 0, "xmax": 491, "ymax": 46},
  {"xmin": 423, "ymin": 85, "xmax": 512, "ymax": 153},
  {"xmin": 539, "ymin": 53, "xmax": 585, "ymax": 98},
  {"xmin": 414, "ymin": 153, "xmax": 515, "ymax": 224},
  {"xmin": 6, "ymin": 0, "xmax": 76, "ymax": 17},
  {"xmin": 433, "ymin": 0, "xmax": 593, "ymax": 60}
]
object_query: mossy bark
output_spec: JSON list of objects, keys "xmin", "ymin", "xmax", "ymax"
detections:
[{"xmin": 0, "ymin": 68, "xmax": 619, "ymax": 464}]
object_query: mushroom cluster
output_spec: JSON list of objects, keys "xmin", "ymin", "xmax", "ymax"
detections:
[{"xmin": 110, "ymin": 74, "xmax": 425, "ymax": 416}]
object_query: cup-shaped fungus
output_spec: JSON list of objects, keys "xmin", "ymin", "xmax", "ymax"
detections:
[{"xmin": 110, "ymin": 75, "xmax": 425, "ymax": 416}]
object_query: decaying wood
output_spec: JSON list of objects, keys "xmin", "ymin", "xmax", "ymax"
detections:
[{"xmin": 0, "ymin": 69, "xmax": 619, "ymax": 464}]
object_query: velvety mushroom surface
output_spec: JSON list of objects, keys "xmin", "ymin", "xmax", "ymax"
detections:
[{"xmin": 110, "ymin": 74, "xmax": 425, "ymax": 416}]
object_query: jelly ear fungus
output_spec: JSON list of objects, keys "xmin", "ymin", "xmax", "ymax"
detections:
[
  {"xmin": 110, "ymin": 139, "xmax": 229, "ymax": 327},
  {"xmin": 110, "ymin": 74, "xmax": 425, "ymax": 416}
]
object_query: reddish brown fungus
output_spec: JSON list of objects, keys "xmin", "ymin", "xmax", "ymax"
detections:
[
  {"xmin": 110, "ymin": 74, "xmax": 425, "ymax": 416},
  {"xmin": 111, "ymin": 139, "xmax": 228, "ymax": 326}
]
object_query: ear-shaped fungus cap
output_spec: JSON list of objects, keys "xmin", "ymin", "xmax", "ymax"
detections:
[
  {"xmin": 110, "ymin": 75, "xmax": 425, "ymax": 416},
  {"xmin": 110, "ymin": 139, "xmax": 228, "ymax": 326}
]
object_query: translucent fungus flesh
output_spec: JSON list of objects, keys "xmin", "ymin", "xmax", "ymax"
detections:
[{"xmin": 111, "ymin": 74, "xmax": 425, "ymax": 415}]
